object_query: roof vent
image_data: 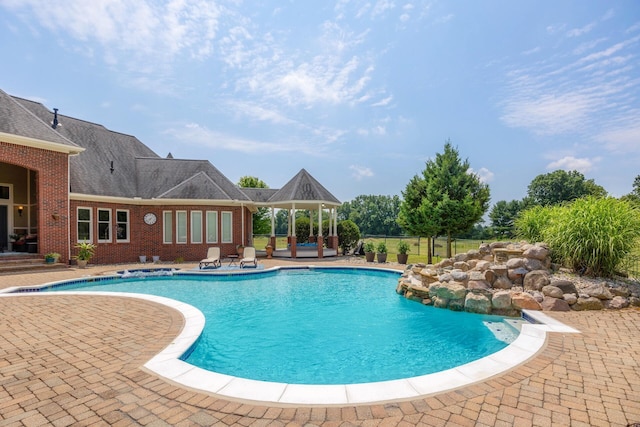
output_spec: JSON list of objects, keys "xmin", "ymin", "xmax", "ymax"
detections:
[
  {"xmin": 51, "ymin": 108, "xmax": 60, "ymax": 129},
  {"xmin": 167, "ymin": 152, "xmax": 174, "ymax": 159}
]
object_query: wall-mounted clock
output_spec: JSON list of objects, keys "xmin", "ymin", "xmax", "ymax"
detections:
[{"xmin": 143, "ymin": 212, "xmax": 157, "ymax": 225}]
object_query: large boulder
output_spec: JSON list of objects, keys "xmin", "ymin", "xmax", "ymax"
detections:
[
  {"xmin": 563, "ymin": 293, "xmax": 578, "ymax": 305},
  {"xmin": 523, "ymin": 245, "xmax": 549, "ymax": 260},
  {"xmin": 506, "ymin": 258, "xmax": 525, "ymax": 269},
  {"xmin": 464, "ymin": 293, "xmax": 492, "ymax": 314},
  {"xmin": 523, "ymin": 270, "xmax": 550, "ymax": 291},
  {"xmin": 453, "ymin": 261, "xmax": 470, "ymax": 271},
  {"xmin": 450, "ymin": 270, "xmax": 469, "ymax": 283},
  {"xmin": 491, "ymin": 291, "xmax": 512, "ymax": 309},
  {"xmin": 582, "ymin": 283, "xmax": 613, "ymax": 300},
  {"xmin": 511, "ymin": 292, "xmax": 542, "ymax": 310},
  {"xmin": 542, "ymin": 285, "xmax": 564, "ymax": 299},
  {"xmin": 508, "ymin": 267, "xmax": 529, "ymax": 284},
  {"xmin": 552, "ymin": 280, "xmax": 578, "ymax": 296},
  {"xmin": 572, "ymin": 297, "xmax": 604, "ymax": 311},
  {"xmin": 492, "ymin": 276, "xmax": 513, "ymax": 290},
  {"xmin": 604, "ymin": 296, "xmax": 629, "ymax": 310},
  {"xmin": 436, "ymin": 282, "xmax": 467, "ymax": 300},
  {"xmin": 428, "ymin": 282, "xmax": 443, "ymax": 298},
  {"xmin": 524, "ymin": 258, "xmax": 545, "ymax": 271},
  {"xmin": 541, "ymin": 296, "xmax": 571, "ymax": 311},
  {"xmin": 432, "ymin": 296, "xmax": 449, "ymax": 308},
  {"xmin": 467, "ymin": 280, "xmax": 491, "ymax": 292},
  {"xmin": 448, "ymin": 298, "xmax": 465, "ymax": 311}
]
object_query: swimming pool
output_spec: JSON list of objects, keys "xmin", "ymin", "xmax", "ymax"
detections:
[
  {"xmin": 7, "ymin": 266, "xmax": 578, "ymax": 404},
  {"xmin": 37, "ymin": 267, "xmax": 518, "ymax": 384}
]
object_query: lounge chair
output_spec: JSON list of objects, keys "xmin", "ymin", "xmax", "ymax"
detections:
[
  {"xmin": 199, "ymin": 247, "xmax": 221, "ymax": 269},
  {"xmin": 240, "ymin": 246, "xmax": 257, "ymax": 268}
]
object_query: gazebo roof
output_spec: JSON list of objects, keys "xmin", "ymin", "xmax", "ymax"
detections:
[{"xmin": 264, "ymin": 169, "xmax": 341, "ymax": 209}]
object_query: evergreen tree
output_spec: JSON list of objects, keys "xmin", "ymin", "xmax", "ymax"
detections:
[{"xmin": 398, "ymin": 141, "xmax": 490, "ymax": 260}]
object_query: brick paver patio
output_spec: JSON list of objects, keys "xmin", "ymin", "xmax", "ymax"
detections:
[{"xmin": 1, "ymin": 262, "xmax": 639, "ymax": 426}]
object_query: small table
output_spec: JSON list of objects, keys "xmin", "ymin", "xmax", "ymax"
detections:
[{"xmin": 227, "ymin": 254, "xmax": 239, "ymax": 267}]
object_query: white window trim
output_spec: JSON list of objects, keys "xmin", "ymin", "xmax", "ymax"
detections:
[
  {"xmin": 206, "ymin": 211, "xmax": 218, "ymax": 244},
  {"xmin": 163, "ymin": 211, "xmax": 173, "ymax": 244},
  {"xmin": 97, "ymin": 208, "xmax": 112, "ymax": 243},
  {"xmin": 221, "ymin": 211, "xmax": 233, "ymax": 244},
  {"xmin": 176, "ymin": 210, "xmax": 188, "ymax": 244},
  {"xmin": 77, "ymin": 207, "xmax": 93, "ymax": 243},
  {"xmin": 190, "ymin": 211, "xmax": 203, "ymax": 244},
  {"xmin": 116, "ymin": 209, "xmax": 130, "ymax": 243}
]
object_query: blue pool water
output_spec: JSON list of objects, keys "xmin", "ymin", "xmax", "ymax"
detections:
[{"xmin": 42, "ymin": 268, "xmax": 517, "ymax": 385}]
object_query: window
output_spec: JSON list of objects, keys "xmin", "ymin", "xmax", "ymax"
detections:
[
  {"xmin": 77, "ymin": 207, "xmax": 92, "ymax": 242},
  {"xmin": 116, "ymin": 210, "xmax": 129, "ymax": 242},
  {"xmin": 221, "ymin": 211, "xmax": 232, "ymax": 243},
  {"xmin": 97, "ymin": 209, "xmax": 111, "ymax": 242},
  {"xmin": 176, "ymin": 211, "xmax": 187, "ymax": 244},
  {"xmin": 191, "ymin": 211, "xmax": 203, "ymax": 243},
  {"xmin": 206, "ymin": 211, "xmax": 218, "ymax": 243},
  {"xmin": 163, "ymin": 211, "xmax": 173, "ymax": 244}
]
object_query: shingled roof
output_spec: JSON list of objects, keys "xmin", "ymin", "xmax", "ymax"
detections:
[
  {"xmin": 5, "ymin": 92, "xmax": 340, "ymax": 208},
  {"xmin": 0, "ymin": 90, "xmax": 80, "ymax": 151},
  {"xmin": 13, "ymin": 96, "xmax": 249, "ymax": 202},
  {"xmin": 266, "ymin": 169, "xmax": 341, "ymax": 209}
]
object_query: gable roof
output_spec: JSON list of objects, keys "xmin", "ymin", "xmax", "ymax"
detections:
[
  {"xmin": 0, "ymin": 90, "xmax": 81, "ymax": 153},
  {"xmin": 4, "ymin": 91, "xmax": 339, "ymax": 208},
  {"xmin": 137, "ymin": 159, "xmax": 250, "ymax": 201}
]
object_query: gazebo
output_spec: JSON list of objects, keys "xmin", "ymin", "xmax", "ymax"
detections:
[{"xmin": 245, "ymin": 169, "xmax": 341, "ymax": 258}]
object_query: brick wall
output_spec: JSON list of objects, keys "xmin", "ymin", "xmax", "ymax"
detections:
[
  {"xmin": 0, "ymin": 141, "xmax": 70, "ymax": 262},
  {"xmin": 69, "ymin": 201, "xmax": 252, "ymax": 264}
]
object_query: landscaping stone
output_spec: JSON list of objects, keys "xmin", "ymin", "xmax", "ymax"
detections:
[
  {"xmin": 511, "ymin": 292, "xmax": 542, "ymax": 310},
  {"xmin": 436, "ymin": 282, "xmax": 467, "ymax": 300},
  {"xmin": 523, "ymin": 270, "xmax": 550, "ymax": 291},
  {"xmin": 491, "ymin": 291, "xmax": 512, "ymax": 309},
  {"xmin": 523, "ymin": 245, "xmax": 549, "ymax": 260},
  {"xmin": 582, "ymin": 283, "xmax": 613, "ymax": 300},
  {"xmin": 573, "ymin": 296, "xmax": 604, "ymax": 311},
  {"xmin": 541, "ymin": 296, "xmax": 571, "ymax": 311},
  {"xmin": 563, "ymin": 293, "xmax": 578, "ymax": 305},
  {"xmin": 552, "ymin": 280, "xmax": 578, "ymax": 296},
  {"xmin": 542, "ymin": 285, "xmax": 564, "ymax": 299},
  {"xmin": 464, "ymin": 293, "xmax": 491, "ymax": 314},
  {"xmin": 603, "ymin": 296, "xmax": 629, "ymax": 310}
]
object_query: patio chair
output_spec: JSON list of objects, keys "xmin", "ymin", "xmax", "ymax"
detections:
[
  {"xmin": 240, "ymin": 246, "xmax": 257, "ymax": 268},
  {"xmin": 199, "ymin": 247, "xmax": 221, "ymax": 269}
]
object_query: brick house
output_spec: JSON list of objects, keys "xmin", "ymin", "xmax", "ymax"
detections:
[{"xmin": 0, "ymin": 89, "xmax": 340, "ymax": 264}]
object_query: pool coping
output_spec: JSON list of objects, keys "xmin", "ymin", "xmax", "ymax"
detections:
[{"xmin": 0, "ymin": 267, "xmax": 581, "ymax": 406}]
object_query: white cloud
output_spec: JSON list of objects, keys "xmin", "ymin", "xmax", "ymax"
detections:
[
  {"xmin": 349, "ymin": 165, "xmax": 374, "ymax": 180},
  {"xmin": 2, "ymin": 0, "xmax": 221, "ymax": 61},
  {"xmin": 546, "ymin": 156, "xmax": 597, "ymax": 173},
  {"xmin": 566, "ymin": 22, "xmax": 596, "ymax": 38},
  {"xmin": 371, "ymin": 95, "xmax": 393, "ymax": 107},
  {"xmin": 500, "ymin": 31, "xmax": 640, "ymax": 141},
  {"xmin": 164, "ymin": 122, "xmax": 316, "ymax": 155},
  {"xmin": 470, "ymin": 167, "xmax": 494, "ymax": 183}
]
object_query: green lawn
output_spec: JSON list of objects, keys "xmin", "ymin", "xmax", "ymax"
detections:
[{"xmin": 252, "ymin": 235, "xmax": 490, "ymax": 264}]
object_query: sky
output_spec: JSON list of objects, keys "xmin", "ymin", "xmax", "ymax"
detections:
[{"xmin": 1, "ymin": 1, "xmax": 639, "ymax": 210}]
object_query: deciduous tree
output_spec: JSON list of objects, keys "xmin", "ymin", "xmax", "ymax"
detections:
[
  {"xmin": 237, "ymin": 176, "xmax": 271, "ymax": 235},
  {"xmin": 527, "ymin": 170, "xmax": 606, "ymax": 206}
]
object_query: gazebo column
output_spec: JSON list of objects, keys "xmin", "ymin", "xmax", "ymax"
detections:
[
  {"xmin": 308, "ymin": 209, "xmax": 315, "ymax": 243},
  {"xmin": 331, "ymin": 208, "xmax": 339, "ymax": 252},
  {"xmin": 270, "ymin": 207, "xmax": 276, "ymax": 249},
  {"xmin": 290, "ymin": 204, "xmax": 297, "ymax": 258},
  {"xmin": 317, "ymin": 203, "xmax": 323, "ymax": 258}
]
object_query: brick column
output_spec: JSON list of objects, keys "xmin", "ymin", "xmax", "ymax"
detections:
[
  {"xmin": 290, "ymin": 235, "xmax": 297, "ymax": 258},
  {"xmin": 317, "ymin": 236, "xmax": 324, "ymax": 259}
]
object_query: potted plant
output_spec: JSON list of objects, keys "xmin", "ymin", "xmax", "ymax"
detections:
[
  {"xmin": 396, "ymin": 240, "xmax": 410, "ymax": 264},
  {"xmin": 44, "ymin": 252, "xmax": 60, "ymax": 264},
  {"xmin": 265, "ymin": 244, "xmax": 273, "ymax": 259},
  {"xmin": 364, "ymin": 241, "xmax": 375, "ymax": 262},
  {"xmin": 376, "ymin": 241, "xmax": 388, "ymax": 263},
  {"xmin": 74, "ymin": 241, "xmax": 96, "ymax": 268},
  {"xmin": 236, "ymin": 244, "xmax": 245, "ymax": 257}
]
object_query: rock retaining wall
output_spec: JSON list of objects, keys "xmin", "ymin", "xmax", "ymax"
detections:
[{"xmin": 396, "ymin": 241, "xmax": 640, "ymax": 315}]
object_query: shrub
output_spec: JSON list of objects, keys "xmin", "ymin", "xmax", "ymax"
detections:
[
  {"xmin": 337, "ymin": 220, "xmax": 360, "ymax": 254},
  {"xmin": 376, "ymin": 241, "xmax": 388, "ymax": 254},
  {"xmin": 515, "ymin": 205, "xmax": 559, "ymax": 243},
  {"xmin": 546, "ymin": 197, "xmax": 640, "ymax": 277}
]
